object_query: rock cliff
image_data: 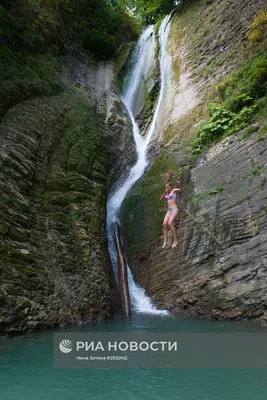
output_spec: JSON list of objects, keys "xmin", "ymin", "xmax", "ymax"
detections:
[
  {"xmin": 121, "ymin": 0, "xmax": 267, "ymax": 323},
  {"xmin": 0, "ymin": 47, "xmax": 135, "ymax": 333},
  {"xmin": 122, "ymin": 132, "xmax": 267, "ymax": 322}
]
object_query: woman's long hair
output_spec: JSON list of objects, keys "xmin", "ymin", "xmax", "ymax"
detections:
[
  {"xmin": 164, "ymin": 168, "xmax": 181, "ymax": 189},
  {"xmin": 164, "ymin": 168, "xmax": 173, "ymax": 185}
]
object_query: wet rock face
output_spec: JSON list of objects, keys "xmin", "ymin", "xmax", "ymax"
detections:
[
  {"xmin": 132, "ymin": 31, "xmax": 159, "ymax": 135},
  {"xmin": 0, "ymin": 91, "xmax": 114, "ymax": 333},
  {"xmin": 62, "ymin": 49, "xmax": 136, "ymax": 189},
  {"xmin": 121, "ymin": 134, "xmax": 267, "ymax": 323},
  {"xmin": 0, "ymin": 45, "xmax": 136, "ymax": 333},
  {"xmin": 104, "ymin": 92, "xmax": 136, "ymax": 189}
]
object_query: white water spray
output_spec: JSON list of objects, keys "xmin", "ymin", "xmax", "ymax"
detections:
[{"xmin": 106, "ymin": 15, "xmax": 172, "ymax": 315}]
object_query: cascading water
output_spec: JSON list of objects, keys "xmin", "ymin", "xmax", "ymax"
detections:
[{"xmin": 106, "ymin": 15, "xmax": 172, "ymax": 316}]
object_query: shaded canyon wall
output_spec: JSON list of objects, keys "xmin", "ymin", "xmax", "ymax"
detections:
[{"xmin": 0, "ymin": 49, "xmax": 135, "ymax": 333}]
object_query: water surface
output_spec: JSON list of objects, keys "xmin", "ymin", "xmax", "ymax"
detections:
[{"xmin": 1, "ymin": 314, "xmax": 267, "ymax": 400}]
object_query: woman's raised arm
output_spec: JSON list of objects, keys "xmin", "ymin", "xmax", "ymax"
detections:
[{"xmin": 160, "ymin": 192, "xmax": 166, "ymax": 201}]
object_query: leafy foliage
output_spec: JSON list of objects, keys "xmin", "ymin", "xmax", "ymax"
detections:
[
  {"xmin": 142, "ymin": 81, "xmax": 160, "ymax": 126},
  {"xmin": 216, "ymin": 55, "xmax": 267, "ymax": 110},
  {"xmin": 193, "ymin": 52, "xmax": 267, "ymax": 154},
  {"xmin": 247, "ymin": 10, "xmax": 267, "ymax": 43},
  {"xmin": 0, "ymin": 0, "xmax": 140, "ymax": 115},
  {"xmin": 192, "ymin": 104, "xmax": 257, "ymax": 154},
  {"xmin": 118, "ymin": 0, "xmax": 175, "ymax": 26},
  {"xmin": 0, "ymin": 1, "xmax": 139, "ymax": 59},
  {"xmin": 64, "ymin": 0, "xmax": 139, "ymax": 59},
  {"xmin": 83, "ymin": 29, "xmax": 117, "ymax": 59},
  {"xmin": 256, "ymin": 122, "xmax": 267, "ymax": 141}
]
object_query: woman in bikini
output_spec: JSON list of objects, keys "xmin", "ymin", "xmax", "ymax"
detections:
[{"xmin": 160, "ymin": 169, "xmax": 181, "ymax": 248}]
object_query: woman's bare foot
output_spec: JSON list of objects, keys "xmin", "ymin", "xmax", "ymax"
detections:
[
  {"xmin": 171, "ymin": 241, "xmax": 178, "ymax": 248},
  {"xmin": 162, "ymin": 242, "xmax": 168, "ymax": 248}
]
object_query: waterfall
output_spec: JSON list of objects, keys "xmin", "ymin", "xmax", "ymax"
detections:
[{"xmin": 106, "ymin": 15, "xmax": 172, "ymax": 316}]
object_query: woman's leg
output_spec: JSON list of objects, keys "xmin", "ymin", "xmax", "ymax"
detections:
[
  {"xmin": 168, "ymin": 209, "xmax": 179, "ymax": 247},
  {"xmin": 162, "ymin": 212, "xmax": 170, "ymax": 248}
]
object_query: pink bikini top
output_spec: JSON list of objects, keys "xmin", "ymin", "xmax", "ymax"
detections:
[{"xmin": 165, "ymin": 193, "xmax": 177, "ymax": 200}]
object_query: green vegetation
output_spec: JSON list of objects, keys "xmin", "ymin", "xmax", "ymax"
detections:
[
  {"xmin": 155, "ymin": 16, "xmax": 165, "ymax": 36},
  {"xmin": 142, "ymin": 80, "xmax": 160, "ymax": 127},
  {"xmin": 0, "ymin": 1, "xmax": 140, "ymax": 115},
  {"xmin": 0, "ymin": 82, "xmax": 108, "ymax": 303},
  {"xmin": 169, "ymin": 0, "xmax": 250, "ymax": 82},
  {"xmin": 119, "ymin": 0, "xmax": 267, "ymax": 271},
  {"xmin": 191, "ymin": 51, "xmax": 267, "ymax": 153},
  {"xmin": 116, "ymin": 42, "xmax": 135, "ymax": 80},
  {"xmin": 163, "ymin": 1, "xmax": 267, "ymax": 156},
  {"xmin": 242, "ymin": 125, "xmax": 259, "ymax": 140},
  {"xmin": 0, "ymin": 47, "xmax": 63, "ymax": 116},
  {"xmin": 0, "ymin": 1, "xmax": 138, "ymax": 59},
  {"xmin": 138, "ymin": 19, "xmax": 161, "ymax": 125},
  {"xmin": 192, "ymin": 185, "xmax": 224, "ymax": 205},
  {"xmin": 81, "ymin": 0, "xmax": 138, "ymax": 60},
  {"xmin": 216, "ymin": 55, "xmax": 267, "ymax": 111},
  {"xmin": 256, "ymin": 122, "xmax": 267, "ymax": 141},
  {"xmin": 192, "ymin": 104, "xmax": 257, "ymax": 154},
  {"xmin": 0, "ymin": 243, "xmax": 35, "ymax": 281},
  {"xmin": 71, "ymin": 209, "xmax": 84, "ymax": 223},
  {"xmin": 248, "ymin": 159, "xmax": 267, "ymax": 184},
  {"xmin": 247, "ymin": 10, "xmax": 267, "ymax": 43},
  {"xmin": 188, "ymin": 6, "xmax": 267, "ymax": 154},
  {"xmin": 118, "ymin": 0, "xmax": 175, "ymax": 26},
  {"xmin": 26, "ymin": 89, "xmax": 106, "ymax": 213},
  {"xmin": 120, "ymin": 152, "xmax": 181, "ymax": 256}
]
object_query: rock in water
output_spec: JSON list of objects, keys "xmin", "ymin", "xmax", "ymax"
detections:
[{"xmin": 114, "ymin": 223, "xmax": 132, "ymax": 318}]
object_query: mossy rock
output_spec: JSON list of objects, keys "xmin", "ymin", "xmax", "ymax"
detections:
[
  {"xmin": 120, "ymin": 153, "xmax": 181, "ymax": 257},
  {"xmin": 8, "ymin": 227, "xmax": 30, "ymax": 242}
]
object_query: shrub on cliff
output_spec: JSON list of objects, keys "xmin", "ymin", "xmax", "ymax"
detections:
[
  {"xmin": 216, "ymin": 55, "xmax": 267, "ymax": 111},
  {"xmin": 192, "ymin": 104, "xmax": 257, "ymax": 154},
  {"xmin": 193, "ymin": 52, "xmax": 267, "ymax": 154},
  {"xmin": 247, "ymin": 10, "xmax": 267, "ymax": 43}
]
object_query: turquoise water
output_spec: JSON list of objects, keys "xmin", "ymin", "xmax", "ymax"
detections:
[{"xmin": 1, "ymin": 314, "xmax": 267, "ymax": 400}]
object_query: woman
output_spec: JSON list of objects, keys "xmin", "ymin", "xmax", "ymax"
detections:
[{"xmin": 160, "ymin": 170, "xmax": 181, "ymax": 248}]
